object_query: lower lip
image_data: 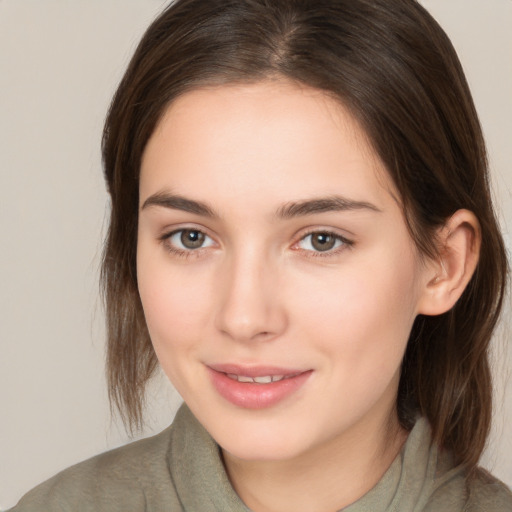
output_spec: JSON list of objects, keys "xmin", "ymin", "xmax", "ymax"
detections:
[{"xmin": 207, "ymin": 368, "xmax": 312, "ymax": 409}]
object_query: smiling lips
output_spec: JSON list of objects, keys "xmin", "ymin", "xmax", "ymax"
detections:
[
  {"xmin": 226, "ymin": 374, "xmax": 290, "ymax": 383},
  {"xmin": 207, "ymin": 364, "xmax": 312, "ymax": 409}
]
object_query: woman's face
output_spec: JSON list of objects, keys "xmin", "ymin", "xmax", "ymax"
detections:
[{"xmin": 137, "ymin": 81, "xmax": 431, "ymax": 462}]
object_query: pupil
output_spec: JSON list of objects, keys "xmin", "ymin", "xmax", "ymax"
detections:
[
  {"xmin": 312, "ymin": 233, "xmax": 335, "ymax": 251},
  {"xmin": 181, "ymin": 230, "xmax": 204, "ymax": 249}
]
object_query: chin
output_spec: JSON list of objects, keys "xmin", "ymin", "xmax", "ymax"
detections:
[
  {"xmin": 221, "ymin": 435, "xmax": 308, "ymax": 463},
  {"xmin": 202, "ymin": 409, "xmax": 319, "ymax": 462}
]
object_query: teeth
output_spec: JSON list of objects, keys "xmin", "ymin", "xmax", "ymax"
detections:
[
  {"xmin": 253, "ymin": 376, "xmax": 272, "ymax": 384},
  {"xmin": 225, "ymin": 374, "xmax": 288, "ymax": 384}
]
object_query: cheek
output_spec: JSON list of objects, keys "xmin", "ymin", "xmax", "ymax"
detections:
[
  {"xmin": 137, "ymin": 254, "xmax": 214, "ymax": 355},
  {"xmin": 289, "ymin": 249, "xmax": 421, "ymax": 368},
  {"xmin": 137, "ymin": 264, "xmax": 216, "ymax": 397},
  {"xmin": 288, "ymin": 257, "xmax": 420, "ymax": 422}
]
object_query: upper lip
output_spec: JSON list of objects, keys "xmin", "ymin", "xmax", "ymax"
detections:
[{"xmin": 208, "ymin": 363, "xmax": 308, "ymax": 378}]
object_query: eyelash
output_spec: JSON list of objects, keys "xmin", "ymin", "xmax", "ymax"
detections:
[
  {"xmin": 159, "ymin": 228, "xmax": 354, "ymax": 259},
  {"xmin": 159, "ymin": 228, "xmax": 215, "ymax": 259},
  {"xmin": 293, "ymin": 230, "xmax": 354, "ymax": 258}
]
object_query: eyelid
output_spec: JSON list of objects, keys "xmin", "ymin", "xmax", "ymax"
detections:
[
  {"xmin": 158, "ymin": 222, "xmax": 216, "ymax": 240},
  {"xmin": 157, "ymin": 224, "xmax": 353, "ymax": 259},
  {"xmin": 159, "ymin": 225, "xmax": 218, "ymax": 257},
  {"xmin": 291, "ymin": 228, "xmax": 354, "ymax": 256}
]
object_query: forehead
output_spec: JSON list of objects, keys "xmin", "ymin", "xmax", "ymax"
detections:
[{"xmin": 140, "ymin": 80, "xmax": 397, "ymax": 210}]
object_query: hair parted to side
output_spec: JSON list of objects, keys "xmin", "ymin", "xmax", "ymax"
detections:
[{"xmin": 101, "ymin": 0, "xmax": 508, "ymax": 471}]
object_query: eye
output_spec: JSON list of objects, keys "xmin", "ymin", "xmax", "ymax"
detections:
[
  {"xmin": 165, "ymin": 228, "xmax": 215, "ymax": 251},
  {"xmin": 296, "ymin": 231, "xmax": 350, "ymax": 253}
]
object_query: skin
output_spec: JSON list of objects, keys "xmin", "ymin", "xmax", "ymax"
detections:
[{"xmin": 137, "ymin": 80, "xmax": 480, "ymax": 512}]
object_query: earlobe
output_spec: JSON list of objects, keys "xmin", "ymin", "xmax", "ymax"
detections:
[{"xmin": 417, "ymin": 209, "xmax": 481, "ymax": 316}]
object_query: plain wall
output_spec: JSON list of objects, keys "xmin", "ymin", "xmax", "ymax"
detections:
[{"xmin": 0, "ymin": 1, "xmax": 510, "ymax": 509}]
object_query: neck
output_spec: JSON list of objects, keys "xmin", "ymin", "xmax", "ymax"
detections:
[{"xmin": 222, "ymin": 409, "xmax": 408, "ymax": 512}]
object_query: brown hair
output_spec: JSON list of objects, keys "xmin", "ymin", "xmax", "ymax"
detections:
[{"xmin": 101, "ymin": 0, "xmax": 508, "ymax": 471}]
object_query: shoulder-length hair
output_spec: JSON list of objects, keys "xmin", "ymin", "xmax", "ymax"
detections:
[{"xmin": 101, "ymin": 0, "xmax": 508, "ymax": 472}]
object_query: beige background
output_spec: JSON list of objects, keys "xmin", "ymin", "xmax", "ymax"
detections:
[{"xmin": 0, "ymin": 1, "xmax": 510, "ymax": 509}]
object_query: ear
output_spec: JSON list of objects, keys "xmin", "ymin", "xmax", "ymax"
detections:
[{"xmin": 417, "ymin": 209, "xmax": 481, "ymax": 316}]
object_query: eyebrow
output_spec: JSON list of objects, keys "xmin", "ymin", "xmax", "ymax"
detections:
[
  {"xmin": 141, "ymin": 192, "xmax": 217, "ymax": 217},
  {"xmin": 141, "ymin": 192, "xmax": 381, "ymax": 218},
  {"xmin": 276, "ymin": 196, "xmax": 382, "ymax": 218}
]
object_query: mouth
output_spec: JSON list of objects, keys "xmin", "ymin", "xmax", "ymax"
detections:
[
  {"xmin": 207, "ymin": 364, "xmax": 312, "ymax": 409},
  {"xmin": 224, "ymin": 373, "xmax": 302, "ymax": 384}
]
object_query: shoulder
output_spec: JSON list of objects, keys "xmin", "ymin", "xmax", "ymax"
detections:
[
  {"xmin": 425, "ymin": 464, "xmax": 512, "ymax": 512},
  {"xmin": 402, "ymin": 418, "xmax": 512, "ymax": 512},
  {"xmin": 465, "ymin": 467, "xmax": 512, "ymax": 511},
  {"xmin": 8, "ymin": 424, "xmax": 181, "ymax": 512}
]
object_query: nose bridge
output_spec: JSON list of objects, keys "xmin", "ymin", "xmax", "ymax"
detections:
[{"xmin": 215, "ymin": 243, "xmax": 286, "ymax": 342}]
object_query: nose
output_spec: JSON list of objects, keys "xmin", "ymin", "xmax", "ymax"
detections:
[{"xmin": 214, "ymin": 249, "xmax": 288, "ymax": 343}]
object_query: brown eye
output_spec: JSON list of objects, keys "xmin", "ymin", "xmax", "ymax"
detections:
[
  {"xmin": 180, "ymin": 229, "xmax": 206, "ymax": 249},
  {"xmin": 296, "ymin": 231, "xmax": 350, "ymax": 254},
  {"xmin": 162, "ymin": 228, "xmax": 215, "ymax": 256},
  {"xmin": 310, "ymin": 232, "xmax": 337, "ymax": 251}
]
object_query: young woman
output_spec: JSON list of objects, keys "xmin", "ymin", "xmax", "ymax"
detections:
[{"xmin": 10, "ymin": 0, "xmax": 511, "ymax": 510}]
